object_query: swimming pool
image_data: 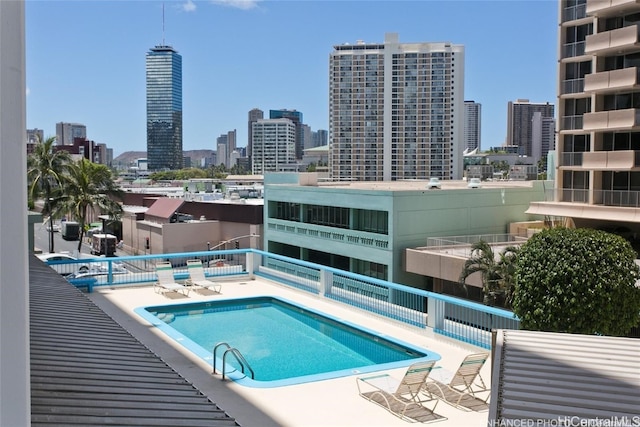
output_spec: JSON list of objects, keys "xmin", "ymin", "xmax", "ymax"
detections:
[{"xmin": 135, "ymin": 296, "xmax": 439, "ymax": 387}]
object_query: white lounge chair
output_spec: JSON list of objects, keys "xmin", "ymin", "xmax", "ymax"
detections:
[
  {"xmin": 422, "ymin": 352, "xmax": 490, "ymax": 411},
  {"xmin": 154, "ymin": 262, "xmax": 190, "ymax": 297},
  {"xmin": 357, "ymin": 360, "xmax": 446, "ymax": 423},
  {"xmin": 185, "ymin": 259, "xmax": 222, "ymax": 293}
]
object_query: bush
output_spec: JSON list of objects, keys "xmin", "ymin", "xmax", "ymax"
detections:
[{"xmin": 513, "ymin": 227, "xmax": 640, "ymax": 336}]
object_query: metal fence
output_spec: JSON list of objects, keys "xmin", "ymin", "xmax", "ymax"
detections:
[{"xmin": 46, "ymin": 248, "xmax": 520, "ymax": 349}]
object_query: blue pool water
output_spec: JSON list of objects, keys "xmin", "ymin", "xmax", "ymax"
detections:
[{"xmin": 136, "ymin": 296, "xmax": 439, "ymax": 387}]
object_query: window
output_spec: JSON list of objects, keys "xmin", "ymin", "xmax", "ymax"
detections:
[
  {"xmin": 269, "ymin": 201, "xmax": 300, "ymax": 222},
  {"xmin": 353, "ymin": 209, "xmax": 388, "ymax": 234}
]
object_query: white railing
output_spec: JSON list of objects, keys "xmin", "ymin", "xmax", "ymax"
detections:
[{"xmin": 47, "ymin": 248, "xmax": 520, "ymax": 349}]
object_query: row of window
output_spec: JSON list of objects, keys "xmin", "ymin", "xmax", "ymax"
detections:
[{"xmin": 269, "ymin": 201, "xmax": 389, "ymax": 235}]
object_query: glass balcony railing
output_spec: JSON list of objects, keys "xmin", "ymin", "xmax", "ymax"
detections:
[
  {"xmin": 562, "ymin": 78, "xmax": 585, "ymax": 95},
  {"xmin": 563, "ymin": 41, "xmax": 586, "ymax": 58},
  {"xmin": 562, "ymin": 115, "xmax": 584, "ymax": 130},
  {"xmin": 562, "ymin": 3, "xmax": 586, "ymax": 22},
  {"xmin": 561, "ymin": 152, "xmax": 584, "ymax": 166},
  {"xmin": 595, "ymin": 189, "xmax": 640, "ymax": 207}
]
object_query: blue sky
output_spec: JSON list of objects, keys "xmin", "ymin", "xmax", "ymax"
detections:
[{"xmin": 26, "ymin": 0, "xmax": 557, "ymax": 158}]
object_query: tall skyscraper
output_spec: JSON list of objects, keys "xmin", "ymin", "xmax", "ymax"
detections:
[
  {"xmin": 146, "ymin": 45, "xmax": 182, "ymax": 171},
  {"xmin": 269, "ymin": 109, "xmax": 304, "ymax": 160},
  {"xmin": 463, "ymin": 101, "xmax": 481, "ymax": 152},
  {"xmin": 247, "ymin": 108, "xmax": 264, "ymax": 159},
  {"xmin": 329, "ymin": 33, "xmax": 465, "ymax": 181},
  {"xmin": 251, "ymin": 118, "xmax": 297, "ymax": 175},
  {"xmin": 528, "ymin": 0, "xmax": 640, "ymax": 233},
  {"xmin": 506, "ymin": 99, "xmax": 554, "ymax": 157},
  {"xmin": 55, "ymin": 122, "xmax": 86, "ymax": 146}
]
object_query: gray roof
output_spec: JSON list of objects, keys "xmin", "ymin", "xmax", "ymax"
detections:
[
  {"xmin": 29, "ymin": 255, "xmax": 239, "ymax": 426},
  {"xmin": 489, "ymin": 329, "xmax": 640, "ymax": 424}
]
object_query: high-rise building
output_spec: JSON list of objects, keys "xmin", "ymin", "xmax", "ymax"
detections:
[
  {"xmin": 528, "ymin": 0, "xmax": 640, "ymax": 234},
  {"xmin": 26, "ymin": 128, "xmax": 44, "ymax": 144},
  {"xmin": 270, "ymin": 109, "xmax": 304, "ymax": 160},
  {"xmin": 146, "ymin": 45, "xmax": 182, "ymax": 171},
  {"xmin": 216, "ymin": 129, "xmax": 236, "ymax": 168},
  {"xmin": 247, "ymin": 108, "xmax": 263, "ymax": 159},
  {"xmin": 55, "ymin": 122, "xmax": 86, "ymax": 146},
  {"xmin": 329, "ymin": 33, "xmax": 465, "ymax": 181},
  {"xmin": 506, "ymin": 99, "xmax": 554, "ymax": 157},
  {"xmin": 531, "ymin": 112, "xmax": 555, "ymax": 165},
  {"xmin": 251, "ymin": 118, "xmax": 297, "ymax": 175},
  {"xmin": 312, "ymin": 129, "xmax": 328, "ymax": 148},
  {"xmin": 463, "ymin": 101, "xmax": 481, "ymax": 152}
]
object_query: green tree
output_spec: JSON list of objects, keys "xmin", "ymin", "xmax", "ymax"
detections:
[
  {"xmin": 56, "ymin": 159, "xmax": 124, "ymax": 253},
  {"xmin": 459, "ymin": 240, "xmax": 520, "ymax": 307},
  {"xmin": 27, "ymin": 135, "xmax": 72, "ymax": 253},
  {"xmin": 513, "ymin": 227, "xmax": 640, "ymax": 336},
  {"xmin": 175, "ymin": 168, "xmax": 207, "ymax": 180}
]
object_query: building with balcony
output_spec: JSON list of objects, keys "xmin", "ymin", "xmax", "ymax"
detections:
[
  {"xmin": 264, "ymin": 173, "xmax": 546, "ymax": 290},
  {"xmin": 506, "ymin": 100, "xmax": 555, "ymax": 158},
  {"xmin": 528, "ymin": 0, "xmax": 640, "ymax": 235},
  {"xmin": 329, "ymin": 33, "xmax": 465, "ymax": 181},
  {"xmin": 251, "ymin": 118, "xmax": 297, "ymax": 175}
]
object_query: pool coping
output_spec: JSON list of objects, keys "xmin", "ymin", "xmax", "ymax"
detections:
[{"xmin": 134, "ymin": 294, "xmax": 441, "ymax": 388}]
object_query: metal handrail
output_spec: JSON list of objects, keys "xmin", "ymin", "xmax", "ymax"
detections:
[{"xmin": 212, "ymin": 341, "xmax": 255, "ymax": 380}]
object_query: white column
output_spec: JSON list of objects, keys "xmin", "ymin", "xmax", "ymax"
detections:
[{"xmin": 0, "ymin": 1, "xmax": 30, "ymax": 425}]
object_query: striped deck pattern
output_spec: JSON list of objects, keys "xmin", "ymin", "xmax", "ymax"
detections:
[{"xmin": 29, "ymin": 255, "xmax": 239, "ymax": 426}]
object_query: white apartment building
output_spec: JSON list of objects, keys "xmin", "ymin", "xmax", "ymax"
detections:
[
  {"xmin": 329, "ymin": 32, "xmax": 465, "ymax": 181},
  {"xmin": 464, "ymin": 100, "xmax": 481, "ymax": 151},
  {"xmin": 528, "ymin": 0, "xmax": 640, "ymax": 235},
  {"xmin": 251, "ymin": 118, "xmax": 297, "ymax": 175}
]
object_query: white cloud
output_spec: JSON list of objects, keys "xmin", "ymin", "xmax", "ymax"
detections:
[
  {"xmin": 182, "ymin": 0, "xmax": 197, "ymax": 12},
  {"xmin": 210, "ymin": 0, "xmax": 260, "ymax": 10}
]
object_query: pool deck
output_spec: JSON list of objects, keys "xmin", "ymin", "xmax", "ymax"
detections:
[{"xmin": 89, "ymin": 275, "xmax": 492, "ymax": 427}]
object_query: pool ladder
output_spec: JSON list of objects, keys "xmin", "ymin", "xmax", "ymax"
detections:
[{"xmin": 212, "ymin": 342, "xmax": 255, "ymax": 380}]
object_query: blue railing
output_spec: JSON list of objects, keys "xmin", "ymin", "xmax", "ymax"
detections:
[{"xmin": 45, "ymin": 248, "xmax": 519, "ymax": 349}]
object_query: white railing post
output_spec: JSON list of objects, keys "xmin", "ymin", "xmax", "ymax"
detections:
[
  {"xmin": 246, "ymin": 251, "xmax": 261, "ymax": 279},
  {"xmin": 427, "ymin": 296, "xmax": 445, "ymax": 330},
  {"xmin": 320, "ymin": 268, "xmax": 333, "ymax": 297}
]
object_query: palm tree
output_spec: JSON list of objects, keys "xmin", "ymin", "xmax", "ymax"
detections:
[
  {"xmin": 459, "ymin": 240, "xmax": 520, "ymax": 307},
  {"xmin": 55, "ymin": 158, "xmax": 124, "ymax": 253},
  {"xmin": 27, "ymin": 135, "xmax": 72, "ymax": 253}
]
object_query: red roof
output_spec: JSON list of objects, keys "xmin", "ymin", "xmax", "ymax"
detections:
[{"xmin": 144, "ymin": 198, "xmax": 185, "ymax": 220}]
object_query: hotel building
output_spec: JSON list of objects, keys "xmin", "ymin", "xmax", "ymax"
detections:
[{"xmin": 329, "ymin": 33, "xmax": 465, "ymax": 181}]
